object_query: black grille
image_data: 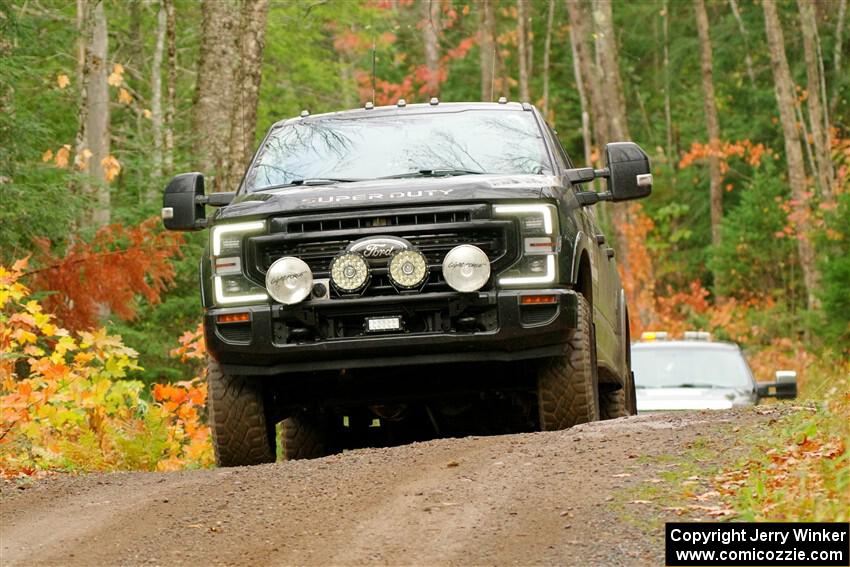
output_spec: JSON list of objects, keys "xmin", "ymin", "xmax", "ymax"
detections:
[
  {"xmin": 216, "ymin": 323, "xmax": 252, "ymax": 343},
  {"xmin": 288, "ymin": 210, "xmax": 470, "ymax": 234},
  {"xmin": 520, "ymin": 304, "xmax": 559, "ymax": 326},
  {"xmin": 248, "ymin": 205, "xmax": 518, "ymax": 297}
]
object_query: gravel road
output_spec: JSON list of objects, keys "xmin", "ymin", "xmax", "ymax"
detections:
[{"xmin": 1, "ymin": 408, "xmax": 778, "ymax": 567}]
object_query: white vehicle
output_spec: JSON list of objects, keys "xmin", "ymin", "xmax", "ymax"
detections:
[{"xmin": 631, "ymin": 332, "xmax": 797, "ymax": 412}]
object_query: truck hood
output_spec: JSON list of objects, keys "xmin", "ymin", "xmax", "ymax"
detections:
[
  {"xmin": 636, "ymin": 387, "xmax": 752, "ymax": 413},
  {"xmin": 217, "ymin": 174, "xmax": 560, "ymax": 220}
]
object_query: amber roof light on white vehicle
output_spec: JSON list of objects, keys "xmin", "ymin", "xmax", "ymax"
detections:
[{"xmin": 640, "ymin": 331, "xmax": 669, "ymax": 341}]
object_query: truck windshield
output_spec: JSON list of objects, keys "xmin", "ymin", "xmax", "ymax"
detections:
[
  {"xmin": 245, "ymin": 109, "xmax": 552, "ymax": 191},
  {"xmin": 631, "ymin": 346, "xmax": 753, "ymax": 390}
]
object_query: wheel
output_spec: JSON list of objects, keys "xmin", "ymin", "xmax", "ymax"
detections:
[
  {"xmin": 281, "ymin": 412, "xmax": 329, "ymax": 460},
  {"xmin": 207, "ymin": 360, "xmax": 276, "ymax": 467},
  {"xmin": 600, "ymin": 372, "xmax": 637, "ymax": 419},
  {"xmin": 537, "ymin": 294, "xmax": 600, "ymax": 430},
  {"xmin": 600, "ymin": 308, "xmax": 637, "ymax": 419}
]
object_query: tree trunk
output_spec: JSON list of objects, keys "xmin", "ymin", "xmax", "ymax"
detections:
[
  {"xmin": 662, "ymin": 0, "xmax": 673, "ymax": 162},
  {"xmin": 831, "ymin": 0, "xmax": 847, "ymax": 113},
  {"xmin": 226, "ymin": 0, "xmax": 270, "ymax": 190},
  {"xmin": 517, "ymin": 0, "xmax": 530, "ymax": 102},
  {"xmin": 76, "ymin": 0, "xmax": 110, "ymax": 229},
  {"xmin": 164, "ymin": 0, "xmax": 176, "ymax": 173},
  {"xmin": 694, "ymin": 0, "xmax": 722, "ymax": 247},
  {"xmin": 542, "ymin": 0, "xmax": 555, "ymax": 118},
  {"xmin": 567, "ymin": 2, "xmax": 593, "ymax": 177},
  {"xmin": 565, "ymin": 0, "xmax": 608, "ymax": 151},
  {"xmin": 193, "ymin": 0, "xmax": 241, "ymax": 192},
  {"xmin": 728, "ymin": 0, "xmax": 757, "ymax": 88},
  {"xmin": 798, "ymin": 0, "xmax": 833, "ymax": 200},
  {"xmin": 421, "ymin": 0, "xmax": 441, "ymax": 97},
  {"xmin": 479, "ymin": 0, "xmax": 497, "ymax": 101},
  {"xmin": 150, "ymin": 0, "xmax": 166, "ymax": 185},
  {"xmin": 591, "ymin": 0, "xmax": 628, "ymax": 141},
  {"xmin": 763, "ymin": 0, "xmax": 821, "ymax": 310}
]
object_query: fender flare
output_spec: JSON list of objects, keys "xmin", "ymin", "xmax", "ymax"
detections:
[{"xmin": 568, "ymin": 231, "xmax": 594, "ymax": 286}]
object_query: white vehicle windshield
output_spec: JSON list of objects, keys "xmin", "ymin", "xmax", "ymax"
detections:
[
  {"xmin": 245, "ymin": 109, "xmax": 553, "ymax": 190},
  {"xmin": 632, "ymin": 346, "xmax": 753, "ymax": 390}
]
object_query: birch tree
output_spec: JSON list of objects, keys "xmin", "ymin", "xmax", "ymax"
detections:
[
  {"xmin": 479, "ymin": 0, "xmax": 497, "ymax": 101},
  {"xmin": 763, "ymin": 0, "xmax": 821, "ymax": 309},
  {"xmin": 798, "ymin": 0, "xmax": 833, "ymax": 200},
  {"xmin": 694, "ymin": 0, "xmax": 723, "ymax": 246},
  {"xmin": 421, "ymin": 0, "xmax": 441, "ymax": 97},
  {"xmin": 164, "ymin": 0, "xmax": 176, "ymax": 173},
  {"xmin": 76, "ymin": 0, "xmax": 110, "ymax": 228},
  {"xmin": 517, "ymin": 0, "xmax": 531, "ymax": 102},
  {"xmin": 150, "ymin": 0, "xmax": 166, "ymax": 183}
]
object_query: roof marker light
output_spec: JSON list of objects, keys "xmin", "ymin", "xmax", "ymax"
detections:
[
  {"xmin": 498, "ymin": 96, "xmax": 508, "ymax": 104},
  {"xmin": 640, "ymin": 331, "xmax": 669, "ymax": 341},
  {"xmin": 365, "ymin": 101, "xmax": 374, "ymax": 110},
  {"xmin": 397, "ymin": 98, "xmax": 407, "ymax": 107},
  {"xmin": 429, "ymin": 97, "xmax": 439, "ymax": 105}
]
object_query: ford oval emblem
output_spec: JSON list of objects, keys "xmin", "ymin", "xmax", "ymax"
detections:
[{"xmin": 348, "ymin": 236, "xmax": 412, "ymax": 263}]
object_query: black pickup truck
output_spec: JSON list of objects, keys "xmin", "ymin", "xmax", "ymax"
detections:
[{"xmin": 162, "ymin": 100, "xmax": 652, "ymax": 466}]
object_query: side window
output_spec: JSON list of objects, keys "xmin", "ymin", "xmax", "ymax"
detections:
[{"xmin": 546, "ymin": 125, "xmax": 573, "ymax": 170}]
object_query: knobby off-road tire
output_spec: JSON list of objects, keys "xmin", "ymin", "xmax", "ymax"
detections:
[
  {"xmin": 281, "ymin": 413, "xmax": 329, "ymax": 460},
  {"xmin": 207, "ymin": 360, "xmax": 276, "ymax": 467},
  {"xmin": 537, "ymin": 294, "xmax": 600, "ymax": 430},
  {"xmin": 600, "ymin": 373, "xmax": 637, "ymax": 419}
]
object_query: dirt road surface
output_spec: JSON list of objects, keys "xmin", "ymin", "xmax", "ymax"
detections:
[{"xmin": 1, "ymin": 409, "xmax": 779, "ymax": 566}]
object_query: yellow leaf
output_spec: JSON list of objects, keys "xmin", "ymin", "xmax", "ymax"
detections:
[
  {"xmin": 142, "ymin": 109, "xmax": 152, "ymax": 119},
  {"xmin": 42, "ymin": 149, "xmax": 54, "ymax": 163},
  {"xmin": 54, "ymin": 145, "xmax": 71, "ymax": 168},
  {"xmin": 107, "ymin": 63, "xmax": 124, "ymax": 87},
  {"xmin": 74, "ymin": 148, "xmax": 93, "ymax": 171},
  {"xmin": 101, "ymin": 155, "xmax": 121, "ymax": 182},
  {"xmin": 57, "ymin": 74, "xmax": 70, "ymax": 89},
  {"xmin": 118, "ymin": 88, "xmax": 132, "ymax": 105}
]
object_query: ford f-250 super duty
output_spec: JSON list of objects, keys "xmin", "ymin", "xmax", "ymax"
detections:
[{"xmin": 162, "ymin": 100, "xmax": 652, "ymax": 466}]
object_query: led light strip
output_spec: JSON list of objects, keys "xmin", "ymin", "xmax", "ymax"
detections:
[
  {"xmin": 499, "ymin": 255, "xmax": 556, "ymax": 286},
  {"xmin": 493, "ymin": 204, "xmax": 554, "ymax": 234},
  {"xmin": 211, "ymin": 220, "xmax": 265, "ymax": 256},
  {"xmin": 214, "ymin": 276, "xmax": 268, "ymax": 305}
]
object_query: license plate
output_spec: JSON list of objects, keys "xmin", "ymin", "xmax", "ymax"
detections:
[{"xmin": 366, "ymin": 316, "xmax": 402, "ymax": 333}]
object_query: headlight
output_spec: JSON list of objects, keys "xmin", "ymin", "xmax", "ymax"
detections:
[
  {"xmin": 494, "ymin": 204, "xmax": 559, "ymax": 286},
  {"xmin": 210, "ymin": 221, "xmax": 267, "ymax": 305},
  {"xmin": 442, "ymin": 245, "xmax": 490, "ymax": 292},
  {"xmin": 330, "ymin": 253, "xmax": 370, "ymax": 293},
  {"xmin": 266, "ymin": 257, "xmax": 313, "ymax": 305},
  {"xmin": 388, "ymin": 250, "xmax": 429, "ymax": 289}
]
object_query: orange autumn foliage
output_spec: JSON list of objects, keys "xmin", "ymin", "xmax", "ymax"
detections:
[
  {"xmin": 0, "ymin": 259, "xmax": 213, "ymax": 476},
  {"xmin": 29, "ymin": 217, "xmax": 183, "ymax": 331}
]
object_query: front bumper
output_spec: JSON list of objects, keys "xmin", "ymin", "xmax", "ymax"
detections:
[{"xmin": 206, "ymin": 289, "xmax": 578, "ymax": 376}]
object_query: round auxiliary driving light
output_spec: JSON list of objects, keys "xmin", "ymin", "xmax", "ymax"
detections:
[
  {"xmin": 265, "ymin": 257, "xmax": 313, "ymax": 305},
  {"xmin": 442, "ymin": 245, "xmax": 491, "ymax": 292},
  {"xmin": 330, "ymin": 252, "xmax": 370, "ymax": 293},
  {"xmin": 388, "ymin": 250, "xmax": 429, "ymax": 289}
]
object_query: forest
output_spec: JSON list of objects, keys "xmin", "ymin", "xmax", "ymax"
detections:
[{"xmin": 0, "ymin": 0, "xmax": 848, "ymax": 486}]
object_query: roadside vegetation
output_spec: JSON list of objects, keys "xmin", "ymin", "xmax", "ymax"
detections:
[{"xmin": 1, "ymin": 0, "xmax": 848, "ymax": 509}]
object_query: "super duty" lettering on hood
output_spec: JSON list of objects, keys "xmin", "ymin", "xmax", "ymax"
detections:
[{"xmin": 300, "ymin": 189, "xmax": 454, "ymax": 204}]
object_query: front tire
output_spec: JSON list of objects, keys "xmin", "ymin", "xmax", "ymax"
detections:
[
  {"xmin": 207, "ymin": 360, "xmax": 276, "ymax": 467},
  {"xmin": 281, "ymin": 412, "xmax": 329, "ymax": 460},
  {"xmin": 537, "ymin": 294, "xmax": 600, "ymax": 430}
]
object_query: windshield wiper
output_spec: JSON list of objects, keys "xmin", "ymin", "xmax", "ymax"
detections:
[
  {"xmin": 377, "ymin": 168, "xmax": 485, "ymax": 179},
  {"xmin": 257, "ymin": 178, "xmax": 362, "ymax": 190},
  {"xmin": 672, "ymin": 383, "xmax": 720, "ymax": 389}
]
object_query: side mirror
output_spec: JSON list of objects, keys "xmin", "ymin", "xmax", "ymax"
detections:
[
  {"xmin": 757, "ymin": 370, "xmax": 798, "ymax": 400},
  {"xmin": 604, "ymin": 142, "xmax": 652, "ymax": 202},
  {"xmin": 162, "ymin": 173, "xmax": 206, "ymax": 231}
]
